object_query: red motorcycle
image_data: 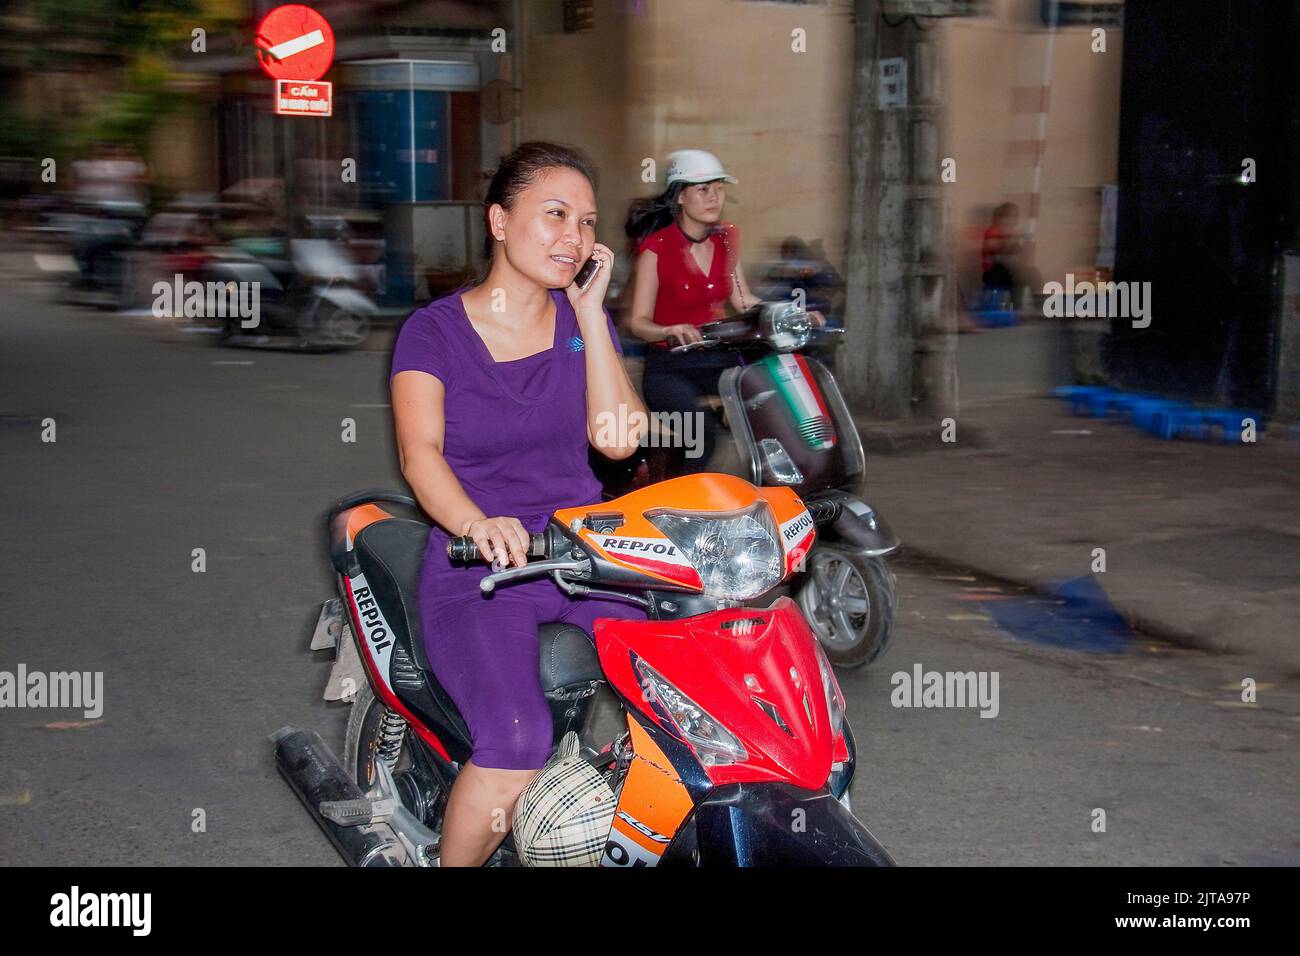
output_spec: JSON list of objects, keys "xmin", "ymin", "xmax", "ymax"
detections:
[
  {"xmin": 594, "ymin": 301, "xmax": 901, "ymax": 668},
  {"xmin": 274, "ymin": 472, "xmax": 895, "ymax": 866}
]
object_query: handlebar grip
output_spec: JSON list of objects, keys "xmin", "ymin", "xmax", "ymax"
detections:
[
  {"xmin": 804, "ymin": 497, "xmax": 843, "ymax": 527},
  {"xmin": 446, "ymin": 532, "xmax": 548, "ymax": 563}
]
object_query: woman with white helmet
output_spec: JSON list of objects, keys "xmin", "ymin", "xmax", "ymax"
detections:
[{"xmin": 622, "ymin": 149, "xmax": 757, "ymax": 473}]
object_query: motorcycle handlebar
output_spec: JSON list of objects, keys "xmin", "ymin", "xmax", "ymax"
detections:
[
  {"xmin": 804, "ymin": 496, "xmax": 843, "ymax": 527},
  {"xmin": 446, "ymin": 532, "xmax": 549, "ymax": 563}
]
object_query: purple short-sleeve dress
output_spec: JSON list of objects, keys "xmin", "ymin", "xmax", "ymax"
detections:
[{"xmin": 389, "ymin": 288, "xmax": 646, "ymax": 770}]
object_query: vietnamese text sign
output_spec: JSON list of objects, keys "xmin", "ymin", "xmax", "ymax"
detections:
[{"xmin": 275, "ymin": 80, "xmax": 332, "ymax": 117}]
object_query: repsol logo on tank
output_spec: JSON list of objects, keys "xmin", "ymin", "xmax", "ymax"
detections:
[
  {"xmin": 783, "ymin": 513, "xmax": 813, "ymax": 541},
  {"xmin": 600, "ymin": 537, "xmax": 679, "ymax": 557},
  {"xmin": 352, "ymin": 586, "xmax": 391, "ymax": 653}
]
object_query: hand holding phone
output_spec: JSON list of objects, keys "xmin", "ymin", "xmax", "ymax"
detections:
[{"xmin": 573, "ymin": 255, "xmax": 602, "ymax": 291}]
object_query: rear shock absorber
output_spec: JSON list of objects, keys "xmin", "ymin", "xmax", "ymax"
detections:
[{"xmin": 376, "ymin": 707, "xmax": 407, "ymax": 768}]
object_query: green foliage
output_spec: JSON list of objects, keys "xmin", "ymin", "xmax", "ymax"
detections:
[{"xmin": 0, "ymin": 0, "xmax": 212, "ymax": 159}]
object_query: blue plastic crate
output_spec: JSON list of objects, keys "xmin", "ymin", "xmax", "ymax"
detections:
[
  {"xmin": 1130, "ymin": 398, "xmax": 1193, "ymax": 439},
  {"xmin": 1106, "ymin": 392, "xmax": 1160, "ymax": 420},
  {"xmin": 976, "ymin": 308, "xmax": 1018, "ymax": 328},
  {"xmin": 973, "ymin": 288, "xmax": 1018, "ymax": 327},
  {"xmin": 1198, "ymin": 409, "xmax": 1265, "ymax": 443},
  {"xmin": 1085, "ymin": 389, "xmax": 1120, "ymax": 418},
  {"xmin": 1053, "ymin": 385, "xmax": 1111, "ymax": 416}
]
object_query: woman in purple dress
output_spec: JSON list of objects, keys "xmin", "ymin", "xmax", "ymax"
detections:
[{"xmin": 390, "ymin": 142, "xmax": 649, "ymax": 866}]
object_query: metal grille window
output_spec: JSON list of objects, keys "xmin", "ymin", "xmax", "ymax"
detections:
[
  {"xmin": 880, "ymin": 0, "xmax": 984, "ymax": 15},
  {"xmin": 1040, "ymin": 1, "xmax": 1124, "ymax": 27},
  {"xmin": 563, "ymin": 0, "xmax": 595, "ymax": 33}
]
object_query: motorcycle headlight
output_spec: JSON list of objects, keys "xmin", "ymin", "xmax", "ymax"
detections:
[
  {"xmin": 633, "ymin": 656, "xmax": 747, "ymax": 766},
  {"xmin": 760, "ymin": 300, "xmax": 812, "ymax": 352},
  {"xmin": 648, "ymin": 502, "xmax": 784, "ymax": 601}
]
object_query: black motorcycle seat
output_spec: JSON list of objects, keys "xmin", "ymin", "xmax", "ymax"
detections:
[{"xmin": 351, "ymin": 516, "xmax": 603, "ymax": 694}]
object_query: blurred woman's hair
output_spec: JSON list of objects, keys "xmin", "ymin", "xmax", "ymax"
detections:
[
  {"xmin": 473, "ymin": 141, "xmax": 598, "ymax": 283},
  {"xmin": 623, "ymin": 180, "xmax": 688, "ymax": 248}
]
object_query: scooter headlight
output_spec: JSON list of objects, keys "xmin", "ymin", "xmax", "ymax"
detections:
[
  {"xmin": 633, "ymin": 656, "xmax": 747, "ymax": 766},
  {"xmin": 648, "ymin": 502, "xmax": 784, "ymax": 601},
  {"xmin": 760, "ymin": 300, "xmax": 812, "ymax": 352}
]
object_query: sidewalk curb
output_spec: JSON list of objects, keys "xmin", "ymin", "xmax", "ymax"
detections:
[{"xmin": 857, "ymin": 417, "xmax": 999, "ymax": 454}]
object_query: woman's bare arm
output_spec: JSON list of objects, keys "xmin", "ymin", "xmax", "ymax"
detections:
[
  {"xmin": 624, "ymin": 249, "xmax": 667, "ymax": 342},
  {"xmin": 622, "ymin": 248, "xmax": 703, "ymax": 346},
  {"xmin": 391, "ymin": 370, "xmax": 531, "ymax": 564},
  {"xmin": 565, "ymin": 244, "xmax": 649, "ymax": 461},
  {"xmin": 391, "ymin": 371, "xmax": 484, "ymax": 535},
  {"xmin": 579, "ymin": 312, "xmax": 647, "ymax": 460}
]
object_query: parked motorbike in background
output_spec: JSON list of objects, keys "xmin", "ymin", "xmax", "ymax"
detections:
[
  {"xmin": 274, "ymin": 476, "xmax": 895, "ymax": 867},
  {"xmin": 595, "ymin": 301, "xmax": 900, "ymax": 668},
  {"xmin": 200, "ymin": 219, "xmax": 376, "ymax": 350},
  {"xmin": 33, "ymin": 201, "xmax": 148, "ymax": 310}
]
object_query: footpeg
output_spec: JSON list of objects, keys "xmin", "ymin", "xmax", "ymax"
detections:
[
  {"xmin": 320, "ymin": 796, "xmax": 397, "ymax": 827},
  {"xmin": 324, "ymin": 625, "xmax": 365, "ymax": 701},
  {"xmin": 311, "ymin": 598, "xmax": 345, "ymax": 650}
]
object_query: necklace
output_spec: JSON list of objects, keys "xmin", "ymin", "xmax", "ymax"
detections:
[{"xmin": 677, "ymin": 221, "xmax": 711, "ymax": 244}]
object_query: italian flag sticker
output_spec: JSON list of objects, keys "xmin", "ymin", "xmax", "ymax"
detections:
[{"xmin": 766, "ymin": 354, "xmax": 836, "ymax": 450}]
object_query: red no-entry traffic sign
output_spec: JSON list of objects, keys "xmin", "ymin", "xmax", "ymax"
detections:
[{"xmin": 256, "ymin": 4, "xmax": 335, "ymax": 82}]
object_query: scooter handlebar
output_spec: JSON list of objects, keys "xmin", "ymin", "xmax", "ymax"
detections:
[{"xmin": 804, "ymin": 496, "xmax": 843, "ymax": 527}]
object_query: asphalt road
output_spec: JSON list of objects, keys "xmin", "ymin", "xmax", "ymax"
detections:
[{"xmin": 1, "ymin": 285, "xmax": 1295, "ymax": 866}]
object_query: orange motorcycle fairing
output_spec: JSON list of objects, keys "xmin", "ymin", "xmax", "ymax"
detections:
[
  {"xmin": 600, "ymin": 715, "xmax": 697, "ymax": 867},
  {"xmin": 554, "ymin": 473, "xmax": 816, "ymax": 592}
]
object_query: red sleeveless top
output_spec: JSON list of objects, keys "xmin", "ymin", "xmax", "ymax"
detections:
[{"xmin": 637, "ymin": 222, "xmax": 738, "ymax": 342}]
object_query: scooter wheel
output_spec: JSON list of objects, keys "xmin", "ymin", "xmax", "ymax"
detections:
[
  {"xmin": 309, "ymin": 304, "xmax": 371, "ymax": 349},
  {"xmin": 796, "ymin": 546, "xmax": 897, "ymax": 669},
  {"xmin": 215, "ymin": 315, "xmax": 236, "ymax": 344}
]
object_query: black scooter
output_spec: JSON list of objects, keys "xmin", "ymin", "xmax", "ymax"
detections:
[{"xmin": 200, "ymin": 235, "xmax": 376, "ymax": 351}]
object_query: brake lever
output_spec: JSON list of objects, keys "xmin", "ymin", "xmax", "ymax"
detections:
[
  {"xmin": 552, "ymin": 570, "xmax": 653, "ymax": 610},
  {"xmin": 480, "ymin": 556, "xmax": 590, "ymax": 594}
]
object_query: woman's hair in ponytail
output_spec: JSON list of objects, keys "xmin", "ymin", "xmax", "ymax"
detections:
[
  {"xmin": 624, "ymin": 181, "xmax": 687, "ymax": 247},
  {"xmin": 471, "ymin": 141, "xmax": 598, "ymax": 285}
]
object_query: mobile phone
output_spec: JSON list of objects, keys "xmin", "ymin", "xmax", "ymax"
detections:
[{"xmin": 573, "ymin": 255, "xmax": 602, "ymax": 291}]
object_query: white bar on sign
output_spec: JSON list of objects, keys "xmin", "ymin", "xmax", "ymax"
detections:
[{"xmin": 266, "ymin": 29, "xmax": 324, "ymax": 62}]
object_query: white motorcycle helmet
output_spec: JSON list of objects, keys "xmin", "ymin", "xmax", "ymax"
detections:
[
  {"xmin": 512, "ymin": 732, "xmax": 617, "ymax": 867},
  {"xmin": 665, "ymin": 148, "xmax": 738, "ymax": 186}
]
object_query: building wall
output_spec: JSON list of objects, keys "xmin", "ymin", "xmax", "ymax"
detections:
[
  {"xmin": 522, "ymin": 0, "xmax": 1123, "ymax": 291},
  {"xmin": 149, "ymin": 100, "xmax": 221, "ymax": 195},
  {"xmin": 945, "ymin": 0, "xmax": 1124, "ymax": 288},
  {"xmin": 518, "ymin": 0, "xmax": 630, "ymax": 246},
  {"xmin": 523, "ymin": 0, "xmax": 853, "ymax": 271}
]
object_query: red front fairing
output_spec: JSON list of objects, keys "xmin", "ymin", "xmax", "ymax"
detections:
[{"xmin": 595, "ymin": 597, "xmax": 835, "ymax": 791}]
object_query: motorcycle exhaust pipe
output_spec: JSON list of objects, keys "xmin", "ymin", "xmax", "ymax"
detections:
[{"xmin": 271, "ymin": 726, "xmax": 408, "ymax": 867}]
